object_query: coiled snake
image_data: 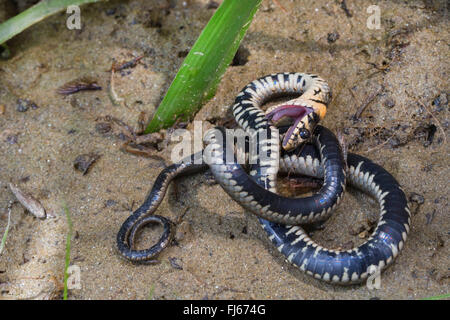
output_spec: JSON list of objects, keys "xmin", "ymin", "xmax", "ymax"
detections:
[{"xmin": 117, "ymin": 73, "xmax": 410, "ymax": 284}]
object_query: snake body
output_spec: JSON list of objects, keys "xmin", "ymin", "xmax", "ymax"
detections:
[
  {"xmin": 116, "ymin": 159, "xmax": 206, "ymax": 262},
  {"xmin": 266, "ymin": 147, "xmax": 411, "ymax": 283},
  {"xmin": 205, "ymin": 125, "xmax": 346, "ymax": 225},
  {"xmin": 116, "ymin": 73, "xmax": 410, "ymax": 284}
]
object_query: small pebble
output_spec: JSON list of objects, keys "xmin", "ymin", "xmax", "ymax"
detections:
[
  {"xmin": 383, "ymin": 98, "xmax": 396, "ymax": 108},
  {"xmin": 105, "ymin": 199, "xmax": 117, "ymax": 207},
  {"xmin": 432, "ymin": 92, "xmax": 448, "ymax": 110},
  {"xmin": 16, "ymin": 99, "xmax": 29, "ymax": 112},
  {"xmin": 327, "ymin": 32, "xmax": 340, "ymax": 43},
  {"xmin": 6, "ymin": 134, "xmax": 18, "ymax": 144},
  {"xmin": 17, "ymin": 99, "xmax": 38, "ymax": 112}
]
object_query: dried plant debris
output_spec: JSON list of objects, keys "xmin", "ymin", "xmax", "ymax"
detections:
[
  {"xmin": 95, "ymin": 116, "xmax": 136, "ymax": 141},
  {"xmin": 352, "ymin": 85, "xmax": 384, "ymax": 120},
  {"xmin": 57, "ymin": 77, "xmax": 102, "ymax": 95},
  {"xmin": 8, "ymin": 183, "xmax": 46, "ymax": 219},
  {"xmin": 168, "ymin": 257, "xmax": 183, "ymax": 270},
  {"xmin": 137, "ymin": 111, "xmax": 147, "ymax": 134},
  {"xmin": 96, "ymin": 116, "xmax": 165, "ymax": 156},
  {"xmin": 111, "ymin": 55, "xmax": 144, "ymax": 72},
  {"xmin": 121, "ymin": 142, "xmax": 162, "ymax": 158},
  {"xmin": 339, "ymin": 0, "xmax": 352, "ymax": 17},
  {"xmin": 73, "ymin": 153, "xmax": 101, "ymax": 175}
]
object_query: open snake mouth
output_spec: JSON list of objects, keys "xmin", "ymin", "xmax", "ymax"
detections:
[{"xmin": 265, "ymin": 104, "xmax": 313, "ymax": 147}]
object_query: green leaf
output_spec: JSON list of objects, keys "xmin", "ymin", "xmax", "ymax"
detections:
[{"xmin": 145, "ymin": 0, "xmax": 262, "ymax": 133}]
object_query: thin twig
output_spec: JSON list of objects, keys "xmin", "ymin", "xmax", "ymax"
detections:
[
  {"xmin": 364, "ymin": 134, "xmax": 395, "ymax": 154},
  {"xmin": 352, "ymin": 85, "xmax": 384, "ymax": 120},
  {"xmin": 348, "ymin": 87, "xmax": 359, "ymax": 104},
  {"xmin": 272, "ymin": 0, "xmax": 288, "ymax": 13}
]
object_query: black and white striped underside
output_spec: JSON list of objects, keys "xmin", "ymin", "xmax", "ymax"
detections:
[
  {"xmin": 206, "ymin": 126, "xmax": 346, "ymax": 225},
  {"xmin": 259, "ymin": 148, "xmax": 411, "ymax": 284}
]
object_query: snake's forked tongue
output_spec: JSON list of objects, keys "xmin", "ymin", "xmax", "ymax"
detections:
[{"xmin": 265, "ymin": 105, "xmax": 312, "ymax": 146}]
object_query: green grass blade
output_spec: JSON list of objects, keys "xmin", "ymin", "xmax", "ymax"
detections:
[
  {"xmin": 145, "ymin": 0, "xmax": 262, "ymax": 133},
  {"xmin": 0, "ymin": 205, "xmax": 12, "ymax": 255},
  {"xmin": 147, "ymin": 283, "xmax": 156, "ymax": 300},
  {"xmin": 421, "ymin": 293, "xmax": 450, "ymax": 300},
  {"xmin": 0, "ymin": 0, "xmax": 104, "ymax": 45},
  {"xmin": 62, "ymin": 203, "xmax": 73, "ymax": 300}
]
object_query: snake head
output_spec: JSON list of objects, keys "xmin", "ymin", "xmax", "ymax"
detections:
[{"xmin": 265, "ymin": 104, "xmax": 314, "ymax": 151}]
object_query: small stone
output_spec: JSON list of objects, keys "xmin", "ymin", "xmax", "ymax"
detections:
[
  {"xmin": 383, "ymin": 98, "xmax": 395, "ymax": 108},
  {"xmin": 6, "ymin": 134, "xmax": 18, "ymax": 144},
  {"xmin": 327, "ymin": 32, "xmax": 340, "ymax": 43},
  {"xmin": 16, "ymin": 99, "xmax": 29, "ymax": 112},
  {"xmin": 105, "ymin": 199, "xmax": 117, "ymax": 207},
  {"xmin": 432, "ymin": 92, "xmax": 448, "ymax": 109},
  {"xmin": 16, "ymin": 99, "xmax": 38, "ymax": 112}
]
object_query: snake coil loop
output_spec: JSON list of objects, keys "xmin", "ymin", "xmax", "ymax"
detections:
[{"xmin": 116, "ymin": 73, "xmax": 410, "ymax": 285}]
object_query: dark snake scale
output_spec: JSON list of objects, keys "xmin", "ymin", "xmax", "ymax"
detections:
[{"xmin": 117, "ymin": 73, "xmax": 410, "ymax": 284}]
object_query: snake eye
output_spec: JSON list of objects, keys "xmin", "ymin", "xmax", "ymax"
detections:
[{"xmin": 299, "ymin": 128, "xmax": 310, "ymax": 139}]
